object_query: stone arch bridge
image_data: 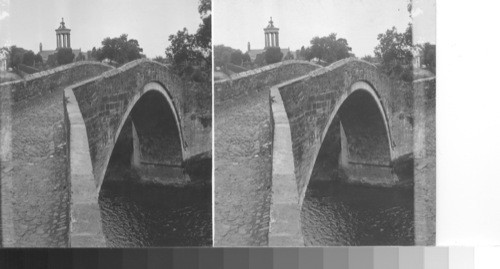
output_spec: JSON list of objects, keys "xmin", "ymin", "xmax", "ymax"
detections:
[
  {"xmin": 64, "ymin": 59, "xmax": 211, "ymax": 246},
  {"xmin": 1, "ymin": 59, "xmax": 211, "ymax": 247},
  {"xmin": 263, "ymin": 59, "xmax": 434, "ymax": 246}
]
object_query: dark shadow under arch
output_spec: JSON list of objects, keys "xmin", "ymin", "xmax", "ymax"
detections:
[
  {"xmin": 100, "ymin": 86, "xmax": 184, "ymax": 189},
  {"xmin": 308, "ymin": 85, "xmax": 393, "ymax": 187}
]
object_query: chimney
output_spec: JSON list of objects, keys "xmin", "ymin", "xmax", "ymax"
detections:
[
  {"xmin": 247, "ymin": 42, "xmax": 251, "ymax": 52},
  {"xmin": 39, "ymin": 43, "xmax": 42, "ymax": 53}
]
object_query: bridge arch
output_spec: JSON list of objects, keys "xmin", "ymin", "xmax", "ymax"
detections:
[
  {"xmin": 320, "ymin": 81, "xmax": 393, "ymax": 160},
  {"xmin": 98, "ymin": 81, "xmax": 185, "ymax": 192},
  {"xmin": 307, "ymin": 80, "xmax": 395, "ymax": 198}
]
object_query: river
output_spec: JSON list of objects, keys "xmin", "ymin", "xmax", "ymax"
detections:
[
  {"xmin": 98, "ymin": 159, "xmax": 212, "ymax": 247},
  {"xmin": 301, "ymin": 180, "xmax": 414, "ymax": 246}
]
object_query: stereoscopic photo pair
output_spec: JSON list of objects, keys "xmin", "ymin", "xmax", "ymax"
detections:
[{"xmin": 0, "ymin": 0, "xmax": 435, "ymax": 247}]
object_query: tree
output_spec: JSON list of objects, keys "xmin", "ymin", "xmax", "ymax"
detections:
[
  {"xmin": 283, "ymin": 51, "xmax": 294, "ymax": 60},
  {"xmin": 214, "ymin": 44, "xmax": 236, "ymax": 67},
  {"xmin": 265, "ymin": 47, "xmax": 283, "ymax": 64},
  {"xmin": 34, "ymin": 54, "xmax": 43, "ymax": 65},
  {"xmin": 165, "ymin": 0, "xmax": 211, "ymax": 80},
  {"xmin": 421, "ymin": 42, "xmax": 436, "ymax": 73},
  {"xmin": 95, "ymin": 34, "xmax": 144, "ymax": 65},
  {"xmin": 90, "ymin": 47, "xmax": 99, "ymax": 60},
  {"xmin": 306, "ymin": 33, "xmax": 352, "ymax": 63},
  {"xmin": 22, "ymin": 50, "xmax": 36, "ymax": 66},
  {"xmin": 374, "ymin": 25, "xmax": 412, "ymax": 68},
  {"xmin": 56, "ymin": 48, "xmax": 75, "ymax": 65},
  {"xmin": 196, "ymin": 0, "xmax": 211, "ymax": 51},
  {"xmin": 166, "ymin": 28, "xmax": 204, "ymax": 66},
  {"xmin": 47, "ymin": 54, "xmax": 57, "ymax": 67},
  {"xmin": 242, "ymin": 53, "xmax": 251, "ymax": 63},
  {"xmin": 254, "ymin": 53, "xmax": 265, "ymax": 66},
  {"xmin": 153, "ymin": 56, "xmax": 170, "ymax": 65},
  {"xmin": 9, "ymin": 46, "xmax": 28, "ymax": 69},
  {"xmin": 75, "ymin": 52, "xmax": 86, "ymax": 62},
  {"xmin": 374, "ymin": 24, "xmax": 413, "ymax": 81},
  {"xmin": 361, "ymin": 55, "xmax": 377, "ymax": 63},
  {"xmin": 230, "ymin": 50, "xmax": 243, "ymax": 66}
]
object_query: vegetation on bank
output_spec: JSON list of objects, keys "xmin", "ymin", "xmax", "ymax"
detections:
[{"xmin": 153, "ymin": 0, "xmax": 211, "ymax": 83}]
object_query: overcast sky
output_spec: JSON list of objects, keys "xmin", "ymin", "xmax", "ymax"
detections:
[
  {"xmin": 213, "ymin": 0, "xmax": 435, "ymax": 57},
  {"xmin": 0, "ymin": 0, "xmax": 202, "ymax": 58}
]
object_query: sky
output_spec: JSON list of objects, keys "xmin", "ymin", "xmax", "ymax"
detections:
[
  {"xmin": 0, "ymin": 0, "xmax": 202, "ymax": 58},
  {"xmin": 213, "ymin": 0, "xmax": 436, "ymax": 57}
]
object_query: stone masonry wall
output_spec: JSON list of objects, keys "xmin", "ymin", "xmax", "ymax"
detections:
[
  {"xmin": 413, "ymin": 77, "xmax": 436, "ymax": 245},
  {"xmin": 69, "ymin": 59, "xmax": 211, "ymax": 188},
  {"xmin": 276, "ymin": 58, "xmax": 414, "ymax": 204},
  {"xmin": 214, "ymin": 60, "xmax": 321, "ymax": 103},
  {"xmin": 0, "ymin": 61, "xmax": 113, "ymax": 103}
]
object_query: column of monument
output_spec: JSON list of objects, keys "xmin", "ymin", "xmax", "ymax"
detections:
[{"xmin": 276, "ymin": 32, "xmax": 279, "ymax": 47}]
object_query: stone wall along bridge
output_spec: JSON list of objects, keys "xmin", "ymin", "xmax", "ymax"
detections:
[
  {"xmin": 269, "ymin": 58, "xmax": 435, "ymax": 246},
  {"xmin": 1, "ymin": 61, "xmax": 114, "ymax": 247},
  {"xmin": 64, "ymin": 59, "xmax": 212, "ymax": 246}
]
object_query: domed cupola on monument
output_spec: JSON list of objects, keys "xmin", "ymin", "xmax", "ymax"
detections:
[
  {"xmin": 264, "ymin": 17, "xmax": 280, "ymax": 48},
  {"xmin": 55, "ymin": 18, "xmax": 71, "ymax": 49}
]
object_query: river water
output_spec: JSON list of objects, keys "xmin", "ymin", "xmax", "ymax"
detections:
[
  {"xmin": 98, "ymin": 160, "xmax": 212, "ymax": 247},
  {"xmin": 301, "ymin": 180, "xmax": 414, "ymax": 246}
]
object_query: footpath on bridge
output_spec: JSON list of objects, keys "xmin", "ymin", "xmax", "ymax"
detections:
[
  {"xmin": 214, "ymin": 61, "xmax": 321, "ymax": 246},
  {"xmin": 8, "ymin": 84, "xmax": 70, "ymax": 246},
  {"xmin": 214, "ymin": 88, "xmax": 273, "ymax": 246},
  {"xmin": 1, "ymin": 62, "xmax": 112, "ymax": 247}
]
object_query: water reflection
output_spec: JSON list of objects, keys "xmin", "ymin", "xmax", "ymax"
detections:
[{"xmin": 301, "ymin": 180, "xmax": 414, "ymax": 246}]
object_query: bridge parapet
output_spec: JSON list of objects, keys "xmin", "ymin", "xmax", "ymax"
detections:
[
  {"xmin": 215, "ymin": 60, "xmax": 321, "ymax": 103},
  {"xmin": 0, "ymin": 61, "xmax": 113, "ymax": 103}
]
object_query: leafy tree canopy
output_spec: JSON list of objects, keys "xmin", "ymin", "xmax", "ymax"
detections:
[
  {"xmin": 305, "ymin": 33, "xmax": 353, "ymax": 63},
  {"xmin": 34, "ymin": 54, "xmax": 43, "ymax": 65},
  {"xmin": 374, "ymin": 24, "xmax": 412, "ymax": 68},
  {"xmin": 230, "ymin": 50, "xmax": 244, "ymax": 66},
  {"xmin": 420, "ymin": 42, "xmax": 436, "ymax": 73},
  {"xmin": 214, "ymin": 45, "xmax": 236, "ymax": 67},
  {"xmin": 22, "ymin": 50, "xmax": 36, "ymax": 66},
  {"xmin": 8, "ymin": 46, "xmax": 28, "ymax": 69},
  {"xmin": 242, "ymin": 53, "xmax": 251, "ymax": 63},
  {"xmin": 95, "ymin": 34, "xmax": 144, "ymax": 65},
  {"xmin": 283, "ymin": 51, "xmax": 294, "ymax": 61},
  {"xmin": 75, "ymin": 52, "xmax": 86, "ymax": 62},
  {"xmin": 165, "ymin": 0, "xmax": 211, "ymax": 81},
  {"xmin": 56, "ymin": 48, "xmax": 75, "ymax": 65},
  {"xmin": 374, "ymin": 23, "xmax": 413, "ymax": 81},
  {"xmin": 265, "ymin": 47, "xmax": 283, "ymax": 65},
  {"xmin": 166, "ymin": 28, "xmax": 204, "ymax": 66}
]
